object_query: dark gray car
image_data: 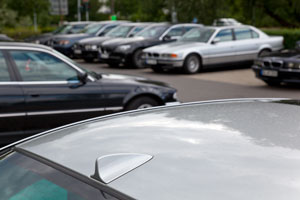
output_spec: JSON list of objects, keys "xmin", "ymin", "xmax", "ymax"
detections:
[{"xmin": 1, "ymin": 98, "xmax": 300, "ymax": 199}]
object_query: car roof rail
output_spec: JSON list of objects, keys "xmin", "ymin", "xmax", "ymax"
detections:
[{"xmin": 91, "ymin": 153, "xmax": 153, "ymax": 184}]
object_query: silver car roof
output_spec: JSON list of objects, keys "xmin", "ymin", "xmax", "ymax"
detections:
[{"xmin": 17, "ymin": 98, "xmax": 300, "ymax": 200}]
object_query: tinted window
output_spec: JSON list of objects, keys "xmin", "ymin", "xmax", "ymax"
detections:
[
  {"xmin": 252, "ymin": 30, "xmax": 259, "ymax": 38},
  {"xmin": 165, "ymin": 27, "xmax": 183, "ymax": 37},
  {"xmin": 83, "ymin": 24, "xmax": 104, "ymax": 35},
  {"xmin": 0, "ymin": 52, "xmax": 11, "ymax": 81},
  {"xmin": 11, "ymin": 51, "xmax": 78, "ymax": 82},
  {"xmin": 180, "ymin": 28, "xmax": 215, "ymax": 43},
  {"xmin": 130, "ymin": 26, "xmax": 145, "ymax": 36},
  {"xmin": 136, "ymin": 25, "xmax": 169, "ymax": 38},
  {"xmin": 0, "ymin": 152, "xmax": 119, "ymax": 200},
  {"xmin": 215, "ymin": 29, "xmax": 233, "ymax": 42},
  {"xmin": 106, "ymin": 25, "xmax": 133, "ymax": 37},
  {"xmin": 99, "ymin": 25, "xmax": 118, "ymax": 36},
  {"xmin": 234, "ymin": 28, "xmax": 252, "ymax": 40}
]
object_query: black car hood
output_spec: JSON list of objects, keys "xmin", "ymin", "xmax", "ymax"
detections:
[
  {"xmin": 261, "ymin": 50, "xmax": 300, "ymax": 62},
  {"xmin": 79, "ymin": 36, "xmax": 112, "ymax": 45},
  {"xmin": 100, "ymin": 73, "xmax": 170, "ymax": 87}
]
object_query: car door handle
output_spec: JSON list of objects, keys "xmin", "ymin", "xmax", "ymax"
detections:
[{"xmin": 30, "ymin": 94, "xmax": 40, "ymax": 98}]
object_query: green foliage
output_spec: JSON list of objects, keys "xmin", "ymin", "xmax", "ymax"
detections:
[
  {"xmin": 262, "ymin": 28, "xmax": 300, "ymax": 49},
  {"xmin": 0, "ymin": 5, "xmax": 17, "ymax": 29}
]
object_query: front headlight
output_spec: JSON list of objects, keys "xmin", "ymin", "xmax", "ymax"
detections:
[
  {"xmin": 287, "ymin": 62, "xmax": 300, "ymax": 69},
  {"xmin": 162, "ymin": 53, "xmax": 178, "ymax": 58},
  {"xmin": 117, "ymin": 45, "xmax": 131, "ymax": 51},
  {"xmin": 59, "ymin": 40, "xmax": 70, "ymax": 45}
]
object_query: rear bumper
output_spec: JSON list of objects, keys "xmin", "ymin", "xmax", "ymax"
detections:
[{"xmin": 252, "ymin": 65, "xmax": 300, "ymax": 83}]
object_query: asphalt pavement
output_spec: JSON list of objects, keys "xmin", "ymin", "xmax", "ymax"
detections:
[{"xmin": 78, "ymin": 60, "xmax": 300, "ymax": 103}]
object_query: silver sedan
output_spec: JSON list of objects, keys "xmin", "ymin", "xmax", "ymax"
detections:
[{"xmin": 143, "ymin": 25, "xmax": 284, "ymax": 74}]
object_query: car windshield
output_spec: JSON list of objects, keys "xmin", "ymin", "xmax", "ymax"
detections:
[
  {"xmin": 0, "ymin": 152, "xmax": 118, "ymax": 200},
  {"xmin": 60, "ymin": 24, "xmax": 88, "ymax": 34},
  {"xmin": 82, "ymin": 24, "xmax": 104, "ymax": 35},
  {"xmin": 135, "ymin": 25, "xmax": 169, "ymax": 38},
  {"xmin": 180, "ymin": 28, "xmax": 215, "ymax": 43},
  {"xmin": 106, "ymin": 25, "xmax": 133, "ymax": 37},
  {"xmin": 52, "ymin": 25, "xmax": 68, "ymax": 34}
]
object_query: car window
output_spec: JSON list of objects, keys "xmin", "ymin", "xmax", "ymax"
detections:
[
  {"xmin": 10, "ymin": 51, "xmax": 79, "ymax": 82},
  {"xmin": 180, "ymin": 28, "xmax": 215, "ymax": 43},
  {"xmin": 106, "ymin": 25, "xmax": 133, "ymax": 37},
  {"xmin": 0, "ymin": 152, "xmax": 120, "ymax": 200},
  {"xmin": 234, "ymin": 28, "xmax": 252, "ymax": 40},
  {"xmin": 99, "ymin": 25, "xmax": 118, "ymax": 36},
  {"xmin": 130, "ymin": 26, "xmax": 145, "ymax": 36},
  {"xmin": 135, "ymin": 25, "xmax": 169, "ymax": 38},
  {"xmin": 215, "ymin": 29, "xmax": 233, "ymax": 42},
  {"xmin": 251, "ymin": 30, "xmax": 259, "ymax": 38},
  {"xmin": 0, "ymin": 52, "xmax": 11, "ymax": 81},
  {"xmin": 83, "ymin": 24, "xmax": 104, "ymax": 35},
  {"xmin": 165, "ymin": 27, "xmax": 183, "ymax": 37}
]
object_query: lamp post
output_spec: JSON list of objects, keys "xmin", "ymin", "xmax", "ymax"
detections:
[{"xmin": 77, "ymin": 0, "xmax": 81, "ymax": 21}]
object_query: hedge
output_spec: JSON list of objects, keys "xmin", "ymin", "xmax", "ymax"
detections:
[
  {"xmin": 262, "ymin": 28, "xmax": 300, "ymax": 49},
  {"xmin": 2, "ymin": 26, "xmax": 57, "ymax": 41}
]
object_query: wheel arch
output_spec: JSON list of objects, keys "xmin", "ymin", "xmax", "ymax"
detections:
[
  {"xmin": 184, "ymin": 52, "xmax": 203, "ymax": 67},
  {"xmin": 124, "ymin": 93, "xmax": 164, "ymax": 110}
]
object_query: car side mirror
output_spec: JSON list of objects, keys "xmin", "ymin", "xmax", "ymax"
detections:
[
  {"xmin": 163, "ymin": 35, "xmax": 178, "ymax": 42},
  {"xmin": 211, "ymin": 38, "xmax": 220, "ymax": 44},
  {"xmin": 128, "ymin": 34, "xmax": 134, "ymax": 38},
  {"xmin": 78, "ymin": 72, "xmax": 88, "ymax": 83}
]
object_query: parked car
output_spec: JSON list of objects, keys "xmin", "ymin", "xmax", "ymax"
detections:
[
  {"xmin": 99, "ymin": 23, "xmax": 203, "ymax": 68},
  {"xmin": 143, "ymin": 26, "xmax": 284, "ymax": 74},
  {"xmin": 0, "ymin": 42, "xmax": 178, "ymax": 145},
  {"xmin": 213, "ymin": 18, "xmax": 242, "ymax": 26},
  {"xmin": 0, "ymin": 34, "xmax": 13, "ymax": 42},
  {"xmin": 25, "ymin": 21, "xmax": 92, "ymax": 45},
  {"xmin": 73, "ymin": 23, "xmax": 151, "ymax": 62},
  {"xmin": 1, "ymin": 98, "xmax": 300, "ymax": 200},
  {"xmin": 48, "ymin": 21, "xmax": 127, "ymax": 57},
  {"xmin": 252, "ymin": 49, "xmax": 300, "ymax": 86}
]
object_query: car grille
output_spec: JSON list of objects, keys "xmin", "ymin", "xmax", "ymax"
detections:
[{"xmin": 263, "ymin": 60, "xmax": 283, "ymax": 69}]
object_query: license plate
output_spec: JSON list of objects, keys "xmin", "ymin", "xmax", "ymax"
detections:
[
  {"xmin": 101, "ymin": 53, "xmax": 109, "ymax": 59},
  {"xmin": 74, "ymin": 49, "xmax": 82, "ymax": 54},
  {"xmin": 146, "ymin": 59, "xmax": 157, "ymax": 65},
  {"xmin": 261, "ymin": 69, "xmax": 278, "ymax": 77}
]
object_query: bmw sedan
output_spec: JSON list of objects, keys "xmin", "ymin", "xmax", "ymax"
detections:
[
  {"xmin": 0, "ymin": 42, "xmax": 178, "ymax": 145},
  {"xmin": 143, "ymin": 26, "xmax": 283, "ymax": 74},
  {"xmin": 1, "ymin": 98, "xmax": 300, "ymax": 199}
]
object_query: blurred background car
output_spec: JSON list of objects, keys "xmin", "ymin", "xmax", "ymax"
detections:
[
  {"xmin": 213, "ymin": 18, "xmax": 242, "ymax": 26},
  {"xmin": 99, "ymin": 23, "xmax": 203, "ymax": 68},
  {"xmin": 73, "ymin": 22, "xmax": 151, "ymax": 63},
  {"xmin": 0, "ymin": 42, "xmax": 178, "ymax": 146},
  {"xmin": 47, "ymin": 21, "xmax": 128, "ymax": 58},
  {"xmin": 1, "ymin": 98, "xmax": 300, "ymax": 199},
  {"xmin": 143, "ymin": 25, "xmax": 283, "ymax": 74},
  {"xmin": 252, "ymin": 41, "xmax": 300, "ymax": 86},
  {"xmin": 0, "ymin": 34, "xmax": 13, "ymax": 42},
  {"xmin": 24, "ymin": 21, "xmax": 92, "ymax": 45}
]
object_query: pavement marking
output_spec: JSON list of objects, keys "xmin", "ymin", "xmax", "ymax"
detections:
[{"xmin": 190, "ymin": 68, "xmax": 264, "ymax": 86}]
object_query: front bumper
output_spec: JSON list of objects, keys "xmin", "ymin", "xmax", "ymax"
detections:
[
  {"xmin": 252, "ymin": 65, "xmax": 300, "ymax": 83},
  {"xmin": 143, "ymin": 58, "xmax": 184, "ymax": 68},
  {"xmin": 100, "ymin": 51, "xmax": 131, "ymax": 65}
]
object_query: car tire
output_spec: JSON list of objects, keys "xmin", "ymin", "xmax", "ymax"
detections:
[
  {"xmin": 258, "ymin": 49, "xmax": 271, "ymax": 57},
  {"xmin": 151, "ymin": 66, "xmax": 164, "ymax": 73},
  {"xmin": 183, "ymin": 54, "xmax": 201, "ymax": 74},
  {"xmin": 132, "ymin": 49, "xmax": 146, "ymax": 69},
  {"xmin": 125, "ymin": 97, "xmax": 160, "ymax": 110},
  {"xmin": 83, "ymin": 57, "xmax": 94, "ymax": 63},
  {"xmin": 264, "ymin": 80, "xmax": 281, "ymax": 86}
]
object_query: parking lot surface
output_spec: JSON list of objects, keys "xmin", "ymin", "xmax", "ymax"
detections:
[{"xmin": 79, "ymin": 60, "xmax": 300, "ymax": 102}]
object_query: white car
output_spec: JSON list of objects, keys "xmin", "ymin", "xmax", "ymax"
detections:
[{"xmin": 143, "ymin": 25, "xmax": 284, "ymax": 74}]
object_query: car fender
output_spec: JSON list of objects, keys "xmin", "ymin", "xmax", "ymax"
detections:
[
  {"xmin": 123, "ymin": 86, "xmax": 165, "ymax": 106},
  {"xmin": 258, "ymin": 44, "xmax": 272, "ymax": 52}
]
